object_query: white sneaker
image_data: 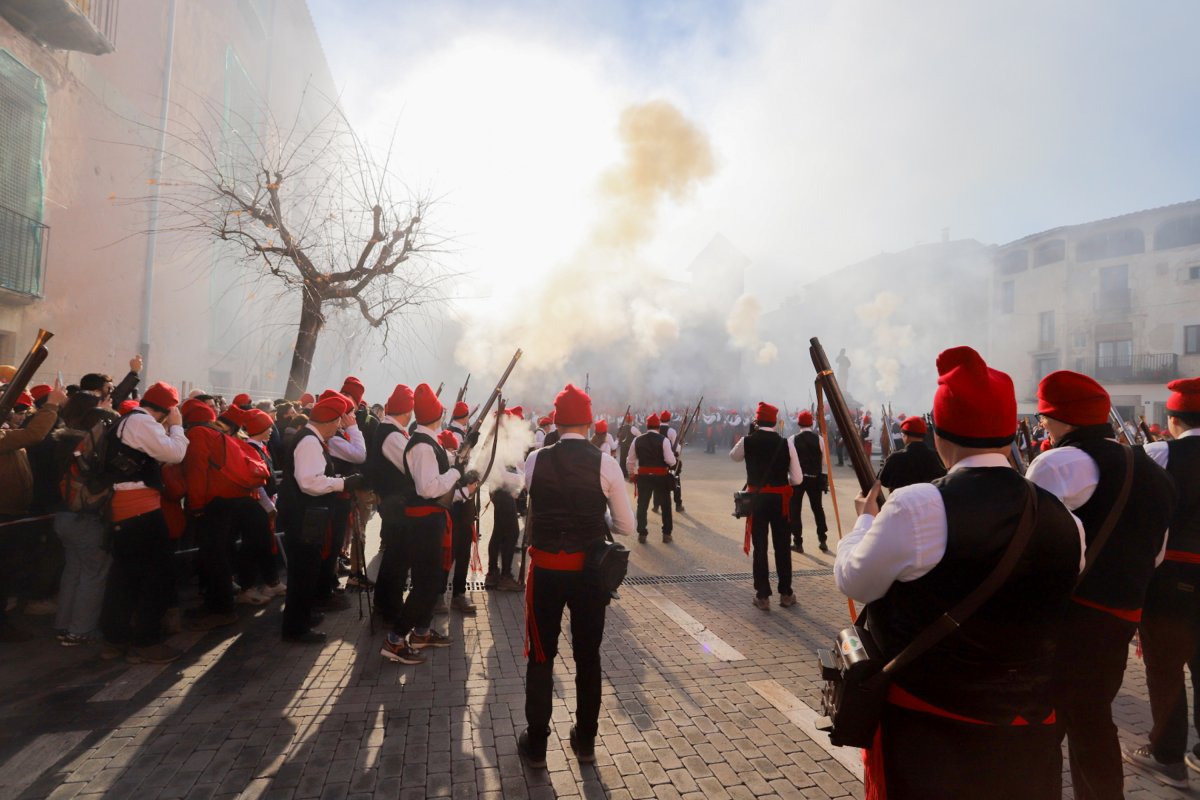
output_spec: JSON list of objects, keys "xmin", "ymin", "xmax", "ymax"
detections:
[
  {"xmin": 235, "ymin": 587, "xmax": 270, "ymax": 606},
  {"xmin": 261, "ymin": 582, "xmax": 288, "ymax": 598}
]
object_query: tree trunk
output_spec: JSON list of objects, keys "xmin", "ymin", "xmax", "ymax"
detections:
[{"xmin": 286, "ymin": 287, "xmax": 324, "ymax": 400}]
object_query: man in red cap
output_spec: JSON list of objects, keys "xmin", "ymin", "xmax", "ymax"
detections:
[
  {"xmin": 836, "ymin": 347, "xmax": 1084, "ymax": 799},
  {"xmin": 240, "ymin": 409, "xmax": 287, "ymax": 601},
  {"xmin": 787, "ymin": 409, "xmax": 829, "ymax": 554},
  {"xmin": 518, "ymin": 384, "xmax": 634, "ymax": 768},
  {"xmin": 616, "ymin": 411, "xmax": 639, "ymax": 479},
  {"xmin": 626, "ymin": 413, "xmax": 676, "ymax": 543},
  {"xmin": 98, "ymin": 382, "xmax": 190, "ymax": 663},
  {"xmin": 439, "ymin": 400, "xmax": 479, "ymax": 614},
  {"xmin": 368, "ymin": 384, "xmax": 424, "ymax": 663},
  {"xmin": 380, "ymin": 383, "xmax": 479, "ymax": 662},
  {"xmin": 878, "ymin": 415, "xmax": 947, "ymax": 492},
  {"xmin": 732, "ymin": 402, "xmax": 801, "ymax": 608},
  {"xmin": 1025, "ymin": 371, "xmax": 1176, "ymax": 796},
  {"xmin": 315, "ymin": 389, "xmax": 367, "ymax": 608},
  {"xmin": 535, "ymin": 416, "xmax": 553, "ymax": 449},
  {"xmin": 1125, "ymin": 377, "xmax": 1200, "ymax": 785},
  {"xmin": 277, "ymin": 393, "xmax": 366, "ymax": 644},
  {"xmin": 590, "ymin": 418, "xmax": 615, "ymax": 458}
]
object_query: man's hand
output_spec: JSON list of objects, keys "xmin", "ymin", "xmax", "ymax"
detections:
[
  {"xmin": 342, "ymin": 474, "xmax": 365, "ymax": 493},
  {"xmin": 854, "ymin": 480, "xmax": 882, "ymax": 517},
  {"xmin": 340, "ymin": 412, "xmax": 357, "ymax": 429},
  {"xmin": 165, "ymin": 405, "xmax": 182, "ymax": 428},
  {"xmin": 130, "ymin": 355, "xmax": 144, "ymax": 373},
  {"xmin": 46, "ymin": 387, "xmax": 69, "ymax": 407},
  {"xmin": 460, "ymin": 469, "xmax": 480, "ymax": 486}
]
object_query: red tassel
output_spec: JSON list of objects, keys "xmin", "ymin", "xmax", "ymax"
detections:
[
  {"xmin": 523, "ymin": 553, "xmax": 546, "ymax": 663},
  {"xmin": 1135, "ymin": 630, "xmax": 1143, "ymax": 660},
  {"xmin": 744, "ymin": 515, "xmax": 753, "ymax": 555},
  {"xmin": 863, "ymin": 725, "xmax": 887, "ymax": 800}
]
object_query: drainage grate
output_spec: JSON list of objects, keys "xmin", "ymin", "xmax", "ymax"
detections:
[{"xmin": 624, "ymin": 568, "xmax": 833, "ymax": 586}]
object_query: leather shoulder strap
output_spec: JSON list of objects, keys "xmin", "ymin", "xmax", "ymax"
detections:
[{"xmin": 1075, "ymin": 444, "xmax": 1135, "ymax": 585}]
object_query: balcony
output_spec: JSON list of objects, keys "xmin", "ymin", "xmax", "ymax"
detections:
[
  {"xmin": 0, "ymin": 205, "xmax": 49, "ymax": 301},
  {"xmin": 1085, "ymin": 353, "xmax": 1179, "ymax": 384},
  {"xmin": 0, "ymin": 0, "xmax": 118, "ymax": 55}
]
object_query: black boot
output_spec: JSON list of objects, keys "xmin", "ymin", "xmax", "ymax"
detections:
[{"xmin": 518, "ymin": 728, "xmax": 548, "ymax": 768}]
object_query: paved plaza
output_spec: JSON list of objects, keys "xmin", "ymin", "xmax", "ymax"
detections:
[{"xmin": 0, "ymin": 455, "xmax": 1193, "ymax": 799}]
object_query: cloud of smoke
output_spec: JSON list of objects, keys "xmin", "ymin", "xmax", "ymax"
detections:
[
  {"xmin": 854, "ymin": 290, "xmax": 914, "ymax": 397},
  {"xmin": 467, "ymin": 410, "xmax": 535, "ymax": 495},
  {"xmin": 455, "ymin": 100, "xmax": 716, "ymax": 398},
  {"xmin": 726, "ymin": 293, "xmax": 778, "ymax": 365}
]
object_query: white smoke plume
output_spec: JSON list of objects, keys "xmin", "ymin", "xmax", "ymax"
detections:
[
  {"xmin": 726, "ymin": 293, "xmax": 778, "ymax": 365},
  {"xmin": 855, "ymin": 290, "xmax": 914, "ymax": 397},
  {"xmin": 467, "ymin": 409, "xmax": 536, "ymax": 495},
  {"xmin": 454, "ymin": 100, "xmax": 715, "ymax": 402}
]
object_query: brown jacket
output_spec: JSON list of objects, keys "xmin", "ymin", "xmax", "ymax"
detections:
[{"xmin": 0, "ymin": 405, "xmax": 60, "ymax": 516}]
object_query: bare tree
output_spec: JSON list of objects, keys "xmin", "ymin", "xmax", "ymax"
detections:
[{"xmin": 138, "ymin": 89, "xmax": 454, "ymax": 398}]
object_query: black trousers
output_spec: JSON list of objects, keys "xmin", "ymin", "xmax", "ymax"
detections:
[
  {"xmin": 876, "ymin": 703, "xmax": 1061, "ymax": 800},
  {"xmin": 449, "ymin": 502, "xmax": 474, "ymax": 596},
  {"xmin": 1161, "ymin": 647, "xmax": 1200, "ymax": 760},
  {"xmin": 489, "ymin": 490, "xmax": 520, "ymax": 577},
  {"xmin": 1053, "ymin": 601, "xmax": 1136, "ymax": 800},
  {"xmin": 233, "ymin": 498, "xmax": 278, "ymax": 590},
  {"xmin": 100, "ymin": 509, "xmax": 173, "ymax": 647},
  {"xmin": 281, "ymin": 518, "xmax": 323, "ymax": 637},
  {"xmin": 0, "ymin": 515, "xmax": 34, "ymax": 625},
  {"xmin": 750, "ymin": 495, "xmax": 790, "ymax": 598},
  {"xmin": 635, "ymin": 475, "xmax": 672, "ymax": 536},
  {"xmin": 196, "ymin": 497, "xmax": 240, "ymax": 613},
  {"xmin": 788, "ymin": 476, "xmax": 827, "ymax": 546},
  {"xmin": 394, "ymin": 513, "xmax": 446, "ymax": 635},
  {"xmin": 1140, "ymin": 561, "xmax": 1200, "ymax": 764},
  {"xmin": 317, "ymin": 495, "xmax": 351, "ymax": 601},
  {"xmin": 525, "ymin": 566, "xmax": 609, "ymax": 740},
  {"xmin": 373, "ymin": 498, "xmax": 409, "ymax": 621}
]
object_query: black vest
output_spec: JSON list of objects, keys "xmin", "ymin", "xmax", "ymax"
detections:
[
  {"xmin": 368, "ymin": 421, "xmax": 408, "ymax": 498},
  {"xmin": 543, "ymin": 429, "xmax": 561, "ymax": 448},
  {"xmin": 329, "ymin": 429, "xmax": 361, "ymax": 477},
  {"xmin": 1065, "ymin": 434, "xmax": 1175, "ymax": 611},
  {"xmin": 634, "ymin": 430, "xmax": 668, "ymax": 469},
  {"xmin": 867, "ymin": 468, "xmax": 1080, "ymax": 724},
  {"xmin": 1161, "ymin": 436, "xmax": 1200, "ymax": 554},
  {"xmin": 743, "ymin": 428, "xmax": 789, "ymax": 487},
  {"xmin": 793, "ymin": 430, "xmax": 822, "ymax": 478},
  {"xmin": 111, "ymin": 410, "xmax": 164, "ymax": 488},
  {"xmin": 278, "ymin": 427, "xmax": 336, "ymax": 524},
  {"xmin": 879, "ymin": 440, "xmax": 948, "ymax": 491},
  {"xmin": 399, "ymin": 431, "xmax": 450, "ymax": 509},
  {"xmin": 529, "ymin": 439, "xmax": 608, "ymax": 553}
]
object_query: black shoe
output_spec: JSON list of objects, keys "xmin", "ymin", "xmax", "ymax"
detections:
[
  {"xmin": 518, "ymin": 729, "xmax": 547, "ymax": 769},
  {"xmin": 663, "ymin": 534, "xmax": 673, "ymax": 543},
  {"xmin": 637, "ymin": 534, "xmax": 647, "ymax": 544},
  {"xmin": 791, "ymin": 543, "xmax": 804, "ymax": 554},
  {"xmin": 569, "ymin": 725, "xmax": 596, "ymax": 763},
  {"xmin": 675, "ymin": 505, "xmax": 685, "ymax": 513},
  {"xmin": 283, "ymin": 630, "xmax": 327, "ymax": 645},
  {"xmin": 309, "ymin": 611, "xmax": 326, "ymax": 628},
  {"xmin": 819, "ymin": 543, "xmax": 830, "ymax": 553}
]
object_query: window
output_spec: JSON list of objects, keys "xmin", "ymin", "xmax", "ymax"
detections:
[
  {"xmin": 1077, "ymin": 228, "xmax": 1145, "ymax": 262},
  {"xmin": 0, "ymin": 50, "xmax": 48, "ymax": 297},
  {"xmin": 1189, "ymin": 266, "xmax": 1200, "ymax": 280},
  {"xmin": 997, "ymin": 249, "xmax": 1028, "ymax": 274},
  {"xmin": 1034, "ymin": 355, "xmax": 1059, "ymax": 381},
  {"xmin": 1039, "ymin": 310, "xmax": 1055, "ymax": 348},
  {"xmin": 1187, "ymin": 325, "xmax": 1200, "ymax": 355},
  {"xmin": 999, "ymin": 280, "xmax": 1014, "ymax": 313},
  {"xmin": 1034, "ymin": 239, "xmax": 1066, "ymax": 267},
  {"xmin": 1073, "ymin": 331, "xmax": 1088, "ymax": 348},
  {"xmin": 1097, "ymin": 264, "xmax": 1130, "ymax": 310},
  {"xmin": 1097, "ymin": 339, "xmax": 1133, "ymax": 367},
  {"xmin": 1155, "ymin": 216, "xmax": 1200, "ymax": 251}
]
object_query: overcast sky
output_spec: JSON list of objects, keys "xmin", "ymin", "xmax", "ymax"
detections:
[{"xmin": 306, "ymin": 0, "xmax": 1200, "ymax": 304}]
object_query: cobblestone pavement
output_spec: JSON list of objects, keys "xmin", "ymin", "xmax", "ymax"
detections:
[{"xmin": 0, "ymin": 455, "xmax": 1194, "ymax": 798}]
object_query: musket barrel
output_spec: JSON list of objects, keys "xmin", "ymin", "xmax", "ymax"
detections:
[{"xmin": 810, "ymin": 337, "xmax": 876, "ymax": 493}]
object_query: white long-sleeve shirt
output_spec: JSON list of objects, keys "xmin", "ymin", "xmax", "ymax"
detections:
[
  {"xmin": 405, "ymin": 424, "xmax": 462, "ymax": 500},
  {"xmin": 835, "ymin": 453, "xmax": 1087, "ymax": 604},
  {"xmin": 327, "ymin": 423, "xmax": 366, "ymax": 464},
  {"xmin": 113, "ymin": 409, "xmax": 188, "ymax": 490},
  {"xmin": 294, "ymin": 425, "xmax": 345, "ymax": 496},
  {"xmin": 786, "ymin": 426, "xmax": 823, "ymax": 485},
  {"xmin": 1143, "ymin": 426, "xmax": 1200, "ymax": 469},
  {"xmin": 1027, "ymin": 437, "xmax": 1167, "ymax": 565},
  {"xmin": 379, "ymin": 417, "xmax": 411, "ymax": 472},
  {"xmin": 729, "ymin": 425, "xmax": 802, "ymax": 485},
  {"xmin": 524, "ymin": 433, "xmax": 636, "ymax": 536},
  {"xmin": 626, "ymin": 430, "xmax": 677, "ymax": 475}
]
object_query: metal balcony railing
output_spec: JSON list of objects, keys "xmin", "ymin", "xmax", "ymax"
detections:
[
  {"xmin": 0, "ymin": 205, "xmax": 49, "ymax": 299},
  {"xmin": 1087, "ymin": 353, "xmax": 1178, "ymax": 383}
]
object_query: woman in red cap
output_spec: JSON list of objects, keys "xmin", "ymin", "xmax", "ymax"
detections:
[
  {"xmin": 836, "ymin": 347, "xmax": 1084, "ymax": 800},
  {"xmin": 1125, "ymin": 377, "xmax": 1200, "ymax": 785},
  {"xmin": 1025, "ymin": 369, "xmax": 1176, "ymax": 795}
]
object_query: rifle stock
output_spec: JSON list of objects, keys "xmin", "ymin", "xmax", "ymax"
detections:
[
  {"xmin": 1018, "ymin": 418, "xmax": 1037, "ymax": 463},
  {"xmin": 0, "ymin": 329, "xmax": 53, "ymax": 421},
  {"xmin": 1139, "ymin": 416, "xmax": 1156, "ymax": 443},
  {"xmin": 453, "ymin": 349, "xmax": 522, "ymax": 467},
  {"xmin": 810, "ymin": 338, "xmax": 876, "ymax": 493}
]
